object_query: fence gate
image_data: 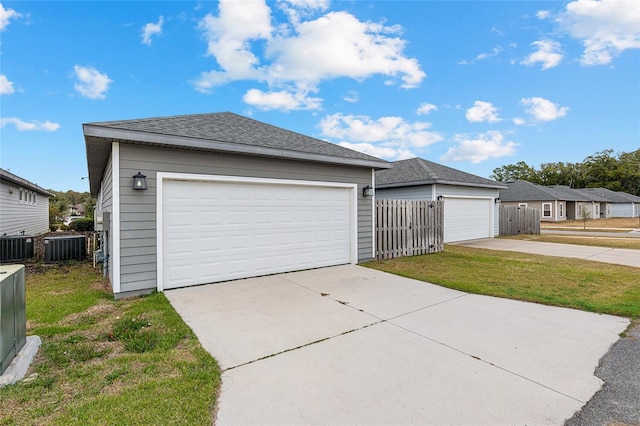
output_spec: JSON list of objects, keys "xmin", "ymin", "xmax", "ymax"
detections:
[
  {"xmin": 376, "ymin": 199, "xmax": 444, "ymax": 260},
  {"xmin": 498, "ymin": 205, "xmax": 540, "ymax": 236}
]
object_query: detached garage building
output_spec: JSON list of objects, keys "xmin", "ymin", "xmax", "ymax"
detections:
[
  {"xmin": 85, "ymin": 112, "xmax": 389, "ymax": 298},
  {"xmin": 375, "ymin": 158, "xmax": 506, "ymax": 243}
]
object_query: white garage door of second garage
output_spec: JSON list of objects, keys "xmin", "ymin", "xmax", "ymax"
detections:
[
  {"xmin": 160, "ymin": 177, "xmax": 355, "ymax": 290},
  {"xmin": 443, "ymin": 197, "xmax": 492, "ymax": 243}
]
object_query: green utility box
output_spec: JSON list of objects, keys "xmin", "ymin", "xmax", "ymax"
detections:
[{"xmin": 0, "ymin": 265, "xmax": 26, "ymax": 375}]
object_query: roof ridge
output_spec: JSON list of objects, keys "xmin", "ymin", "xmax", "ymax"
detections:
[{"xmin": 416, "ymin": 158, "xmax": 439, "ymax": 180}]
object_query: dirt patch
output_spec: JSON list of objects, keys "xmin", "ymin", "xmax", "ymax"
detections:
[{"xmin": 62, "ymin": 301, "xmax": 118, "ymax": 327}]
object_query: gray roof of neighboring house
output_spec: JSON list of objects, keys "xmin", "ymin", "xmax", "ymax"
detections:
[
  {"xmin": 546, "ymin": 185, "xmax": 591, "ymax": 201},
  {"xmin": 0, "ymin": 168, "xmax": 52, "ymax": 197},
  {"xmin": 375, "ymin": 157, "xmax": 506, "ymax": 189},
  {"xmin": 575, "ymin": 188, "xmax": 637, "ymax": 203},
  {"xmin": 615, "ymin": 191, "xmax": 640, "ymax": 202},
  {"xmin": 499, "ymin": 181, "xmax": 586, "ymax": 202},
  {"xmin": 85, "ymin": 112, "xmax": 390, "ymax": 196}
]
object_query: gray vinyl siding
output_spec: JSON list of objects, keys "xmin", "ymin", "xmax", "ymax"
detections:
[
  {"xmin": 0, "ymin": 180, "xmax": 50, "ymax": 236},
  {"xmin": 96, "ymin": 152, "xmax": 115, "ymax": 285},
  {"xmin": 376, "ymin": 185, "xmax": 432, "ymax": 200},
  {"xmin": 117, "ymin": 144, "xmax": 374, "ymax": 295}
]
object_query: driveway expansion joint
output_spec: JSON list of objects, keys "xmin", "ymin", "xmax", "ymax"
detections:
[{"xmin": 223, "ymin": 320, "xmax": 384, "ymax": 372}]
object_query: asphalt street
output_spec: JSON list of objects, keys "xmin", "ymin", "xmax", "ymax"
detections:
[{"xmin": 565, "ymin": 322, "xmax": 640, "ymax": 426}]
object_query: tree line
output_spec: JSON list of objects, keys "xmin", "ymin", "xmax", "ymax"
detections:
[
  {"xmin": 48, "ymin": 190, "xmax": 95, "ymax": 223},
  {"xmin": 490, "ymin": 149, "xmax": 640, "ymax": 196}
]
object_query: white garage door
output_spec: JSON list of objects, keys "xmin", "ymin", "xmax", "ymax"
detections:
[
  {"xmin": 160, "ymin": 177, "xmax": 354, "ymax": 290},
  {"xmin": 443, "ymin": 197, "xmax": 493, "ymax": 243}
]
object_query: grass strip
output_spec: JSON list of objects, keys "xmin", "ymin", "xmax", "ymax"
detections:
[
  {"xmin": 0, "ymin": 262, "xmax": 221, "ymax": 426},
  {"xmin": 365, "ymin": 245, "xmax": 640, "ymax": 318}
]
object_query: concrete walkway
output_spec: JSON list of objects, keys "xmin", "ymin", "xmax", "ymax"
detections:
[
  {"xmin": 542, "ymin": 229, "xmax": 640, "ymax": 238},
  {"xmin": 452, "ymin": 238, "xmax": 640, "ymax": 267},
  {"xmin": 165, "ymin": 265, "xmax": 628, "ymax": 425}
]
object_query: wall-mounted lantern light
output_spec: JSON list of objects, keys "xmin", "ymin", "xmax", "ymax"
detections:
[
  {"xmin": 437, "ymin": 195, "xmax": 444, "ymax": 201},
  {"xmin": 132, "ymin": 172, "xmax": 147, "ymax": 190},
  {"xmin": 494, "ymin": 197, "xmax": 501, "ymax": 204},
  {"xmin": 362, "ymin": 185, "xmax": 374, "ymax": 197}
]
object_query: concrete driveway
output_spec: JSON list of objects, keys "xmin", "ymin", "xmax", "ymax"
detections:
[
  {"xmin": 452, "ymin": 238, "xmax": 640, "ymax": 267},
  {"xmin": 165, "ymin": 265, "xmax": 628, "ymax": 425}
]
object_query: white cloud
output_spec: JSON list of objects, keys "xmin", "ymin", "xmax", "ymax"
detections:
[
  {"xmin": 0, "ymin": 74, "xmax": 14, "ymax": 95},
  {"xmin": 337, "ymin": 142, "xmax": 414, "ymax": 161},
  {"xmin": 0, "ymin": 3, "xmax": 21, "ymax": 31},
  {"xmin": 193, "ymin": 0, "xmax": 425, "ymax": 108},
  {"xmin": 267, "ymin": 11, "xmax": 425, "ymax": 88},
  {"xmin": 466, "ymin": 101, "xmax": 501, "ymax": 123},
  {"xmin": 243, "ymin": 88, "xmax": 322, "ymax": 111},
  {"xmin": 320, "ymin": 113, "xmax": 443, "ymax": 148},
  {"xmin": 559, "ymin": 0, "xmax": 640, "ymax": 65},
  {"xmin": 73, "ymin": 65, "xmax": 112, "ymax": 99},
  {"xmin": 342, "ymin": 90, "xmax": 359, "ymax": 103},
  {"xmin": 536, "ymin": 10, "xmax": 550, "ymax": 20},
  {"xmin": 458, "ymin": 45, "xmax": 503, "ymax": 65},
  {"xmin": 277, "ymin": 0, "xmax": 330, "ymax": 25},
  {"xmin": 0, "ymin": 117, "xmax": 60, "ymax": 132},
  {"xmin": 141, "ymin": 16, "xmax": 164, "ymax": 45},
  {"xmin": 476, "ymin": 45, "xmax": 503, "ymax": 61},
  {"xmin": 521, "ymin": 97, "xmax": 569, "ymax": 121},
  {"xmin": 440, "ymin": 131, "xmax": 517, "ymax": 164},
  {"xmin": 521, "ymin": 40, "xmax": 563, "ymax": 70},
  {"xmin": 417, "ymin": 103, "xmax": 438, "ymax": 115},
  {"xmin": 513, "ymin": 117, "xmax": 526, "ymax": 126},
  {"xmin": 319, "ymin": 113, "xmax": 443, "ymax": 161}
]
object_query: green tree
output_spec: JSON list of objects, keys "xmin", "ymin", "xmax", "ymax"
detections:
[
  {"xmin": 578, "ymin": 203, "xmax": 592, "ymax": 230},
  {"xmin": 490, "ymin": 161, "xmax": 538, "ymax": 182}
]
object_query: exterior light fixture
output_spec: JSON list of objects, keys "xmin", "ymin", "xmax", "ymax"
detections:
[
  {"xmin": 494, "ymin": 197, "xmax": 501, "ymax": 204},
  {"xmin": 437, "ymin": 195, "xmax": 444, "ymax": 201},
  {"xmin": 363, "ymin": 185, "xmax": 374, "ymax": 197},
  {"xmin": 132, "ymin": 172, "xmax": 147, "ymax": 190}
]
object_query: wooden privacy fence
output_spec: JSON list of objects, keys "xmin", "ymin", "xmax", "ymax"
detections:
[
  {"xmin": 376, "ymin": 199, "xmax": 444, "ymax": 260},
  {"xmin": 499, "ymin": 204, "xmax": 540, "ymax": 236}
]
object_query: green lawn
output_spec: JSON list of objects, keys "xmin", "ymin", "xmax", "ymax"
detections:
[
  {"xmin": 503, "ymin": 234, "xmax": 640, "ymax": 250},
  {"xmin": 365, "ymin": 245, "xmax": 640, "ymax": 318},
  {"xmin": 0, "ymin": 262, "xmax": 221, "ymax": 426}
]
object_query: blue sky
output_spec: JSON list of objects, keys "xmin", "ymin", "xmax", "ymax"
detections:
[{"xmin": 1, "ymin": 0, "xmax": 638, "ymax": 192}]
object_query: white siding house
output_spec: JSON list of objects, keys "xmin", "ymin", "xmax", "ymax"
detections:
[{"xmin": 0, "ymin": 169, "xmax": 52, "ymax": 236}]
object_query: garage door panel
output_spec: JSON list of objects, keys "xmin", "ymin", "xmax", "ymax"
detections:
[
  {"xmin": 444, "ymin": 198, "xmax": 492, "ymax": 243},
  {"xmin": 162, "ymin": 179, "xmax": 354, "ymax": 289}
]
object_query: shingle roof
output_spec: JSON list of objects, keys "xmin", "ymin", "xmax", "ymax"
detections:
[
  {"xmin": 575, "ymin": 188, "xmax": 637, "ymax": 203},
  {"xmin": 615, "ymin": 191, "xmax": 640, "ymax": 203},
  {"xmin": 0, "ymin": 168, "xmax": 52, "ymax": 197},
  {"xmin": 84, "ymin": 112, "xmax": 390, "ymax": 196},
  {"xmin": 86, "ymin": 112, "xmax": 387, "ymax": 164},
  {"xmin": 499, "ymin": 181, "xmax": 586, "ymax": 202},
  {"xmin": 375, "ymin": 158, "xmax": 506, "ymax": 189},
  {"xmin": 545, "ymin": 185, "xmax": 590, "ymax": 201}
]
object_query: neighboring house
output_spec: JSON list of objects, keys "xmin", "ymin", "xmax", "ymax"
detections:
[
  {"xmin": 575, "ymin": 188, "xmax": 640, "ymax": 218},
  {"xmin": 375, "ymin": 158, "xmax": 506, "ymax": 243},
  {"xmin": 68, "ymin": 204, "xmax": 86, "ymax": 216},
  {"xmin": 85, "ymin": 112, "xmax": 390, "ymax": 299},
  {"xmin": 0, "ymin": 168, "xmax": 52, "ymax": 236},
  {"xmin": 545, "ymin": 184, "xmax": 602, "ymax": 220},
  {"xmin": 499, "ymin": 181, "xmax": 588, "ymax": 222},
  {"xmin": 615, "ymin": 191, "xmax": 640, "ymax": 218}
]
